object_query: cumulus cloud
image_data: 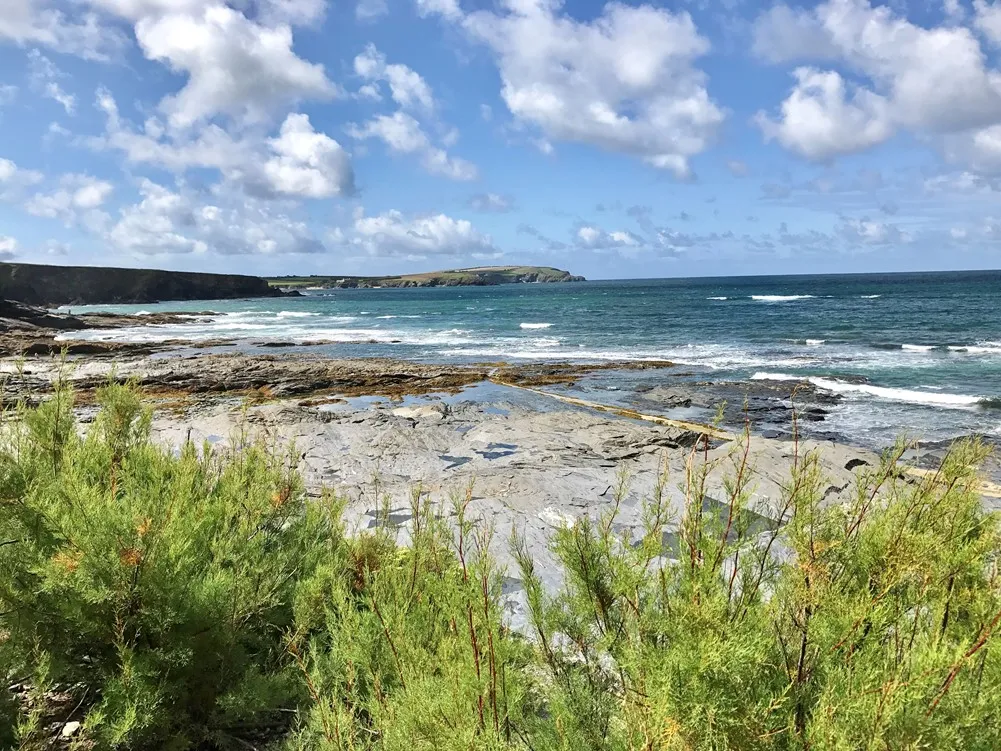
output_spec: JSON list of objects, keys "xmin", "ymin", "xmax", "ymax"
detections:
[
  {"xmin": 0, "ymin": 0, "xmax": 126, "ymax": 60},
  {"xmin": 354, "ymin": 44, "xmax": 434, "ymax": 111},
  {"xmin": 24, "ymin": 173, "xmax": 114, "ymax": 230},
  {"xmin": 457, "ymin": 0, "xmax": 723, "ymax": 178},
  {"xmin": 347, "ymin": 111, "xmax": 477, "ymax": 180},
  {"xmin": 134, "ymin": 4, "xmax": 336, "ymax": 128},
  {"xmin": 974, "ymin": 0, "xmax": 1001, "ymax": 45},
  {"xmin": 263, "ymin": 113, "xmax": 354, "ymax": 198},
  {"xmin": 0, "ymin": 157, "xmax": 44, "ymax": 200},
  {"xmin": 92, "ymin": 88, "xmax": 253, "ymax": 172},
  {"xmin": 346, "ymin": 208, "xmax": 498, "ymax": 258},
  {"xmin": 92, "ymin": 91, "xmax": 354, "ymax": 199},
  {"xmin": 575, "ymin": 224, "xmax": 644, "ymax": 249},
  {"xmin": 347, "ymin": 46, "xmax": 476, "ymax": 180},
  {"xmin": 756, "ymin": 68, "xmax": 894, "ymax": 160},
  {"xmin": 108, "ymin": 179, "xmax": 325, "ymax": 256},
  {"xmin": 468, "ymin": 192, "xmax": 513, "ymax": 212},
  {"xmin": 753, "ymin": 0, "xmax": 1001, "ymax": 165}
]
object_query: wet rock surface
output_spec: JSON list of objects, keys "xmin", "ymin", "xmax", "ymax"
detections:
[
  {"xmin": 142, "ymin": 387, "xmax": 883, "ymax": 631},
  {"xmin": 0, "ymin": 300, "xmax": 213, "ymax": 357},
  {"xmin": 632, "ymin": 377, "xmax": 845, "ymax": 441}
]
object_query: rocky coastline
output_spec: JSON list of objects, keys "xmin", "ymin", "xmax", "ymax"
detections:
[{"xmin": 4, "ymin": 300, "xmax": 998, "ymax": 600}]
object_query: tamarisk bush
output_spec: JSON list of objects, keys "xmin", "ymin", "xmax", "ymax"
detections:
[
  {"xmin": 0, "ymin": 378, "xmax": 336, "ymax": 749},
  {"xmin": 1, "ymin": 378, "xmax": 999, "ymax": 749}
]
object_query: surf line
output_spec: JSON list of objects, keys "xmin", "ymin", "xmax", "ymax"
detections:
[{"xmin": 490, "ymin": 378, "xmax": 1001, "ymax": 500}]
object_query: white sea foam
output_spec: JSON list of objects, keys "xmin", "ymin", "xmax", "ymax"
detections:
[
  {"xmin": 750, "ymin": 295, "xmax": 816, "ymax": 302},
  {"xmin": 902, "ymin": 344, "xmax": 936, "ymax": 352},
  {"xmin": 860, "ymin": 294, "xmax": 882, "ymax": 299},
  {"xmin": 707, "ymin": 296, "xmax": 728, "ymax": 301},
  {"xmin": 276, "ymin": 311, "xmax": 320, "ymax": 318},
  {"xmin": 751, "ymin": 373, "xmax": 982, "ymax": 409},
  {"xmin": 520, "ymin": 322, "xmax": 554, "ymax": 329},
  {"xmin": 806, "ymin": 339, "xmax": 826, "ymax": 346},
  {"xmin": 134, "ymin": 310, "xmax": 152, "ymax": 316}
]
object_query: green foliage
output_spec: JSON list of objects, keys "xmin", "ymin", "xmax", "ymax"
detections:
[
  {"xmin": 286, "ymin": 485, "xmax": 534, "ymax": 751},
  {"xmin": 0, "ymin": 378, "xmax": 338, "ymax": 749},
  {"xmin": 0, "ymin": 382, "xmax": 999, "ymax": 750},
  {"xmin": 511, "ymin": 435, "xmax": 1001, "ymax": 751}
]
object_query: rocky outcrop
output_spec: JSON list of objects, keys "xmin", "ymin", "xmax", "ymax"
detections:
[
  {"xmin": 0, "ymin": 261, "xmax": 288, "ymax": 305},
  {"xmin": 0, "ymin": 299, "xmax": 213, "ymax": 357}
]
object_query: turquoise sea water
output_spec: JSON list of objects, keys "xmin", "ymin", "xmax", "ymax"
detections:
[{"xmin": 61, "ymin": 270, "xmax": 1001, "ymax": 448}]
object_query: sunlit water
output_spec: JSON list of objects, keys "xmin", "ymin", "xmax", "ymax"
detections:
[{"xmin": 60, "ymin": 270, "xmax": 1001, "ymax": 449}]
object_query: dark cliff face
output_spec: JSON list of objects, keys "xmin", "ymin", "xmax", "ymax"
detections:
[{"xmin": 0, "ymin": 262, "xmax": 284, "ymax": 306}]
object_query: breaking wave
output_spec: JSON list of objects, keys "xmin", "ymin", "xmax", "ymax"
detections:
[{"xmin": 751, "ymin": 373, "xmax": 982, "ymax": 409}]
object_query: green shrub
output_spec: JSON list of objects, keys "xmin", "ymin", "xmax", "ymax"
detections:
[
  {"xmin": 511, "ymin": 435, "xmax": 1001, "ymax": 750},
  {"xmin": 0, "ymin": 379, "xmax": 340, "ymax": 749},
  {"xmin": 285, "ymin": 486, "xmax": 534, "ymax": 751},
  {"xmin": 1, "ymin": 381, "xmax": 999, "ymax": 750}
]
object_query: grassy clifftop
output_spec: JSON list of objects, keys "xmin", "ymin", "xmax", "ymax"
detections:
[
  {"xmin": 0, "ymin": 261, "xmax": 285, "ymax": 306},
  {"xmin": 269, "ymin": 265, "xmax": 585, "ymax": 289}
]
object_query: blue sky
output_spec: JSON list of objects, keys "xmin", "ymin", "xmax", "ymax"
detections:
[{"xmin": 2, "ymin": 0, "xmax": 1001, "ymax": 279}]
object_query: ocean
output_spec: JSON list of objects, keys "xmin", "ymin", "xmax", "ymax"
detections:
[{"xmin": 60, "ymin": 270, "xmax": 1001, "ymax": 450}]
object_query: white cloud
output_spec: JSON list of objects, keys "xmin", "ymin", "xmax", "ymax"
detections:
[
  {"xmin": 0, "ymin": 235, "xmax": 17, "ymax": 260},
  {"xmin": 415, "ymin": 0, "xmax": 462, "ymax": 20},
  {"xmin": 0, "ymin": 157, "xmax": 44, "ymax": 200},
  {"xmin": 347, "ymin": 208, "xmax": 497, "ymax": 258},
  {"xmin": 974, "ymin": 0, "xmax": 1001, "ymax": 45},
  {"xmin": 836, "ymin": 217, "xmax": 911, "ymax": 244},
  {"xmin": 92, "ymin": 88, "xmax": 252, "ymax": 173},
  {"xmin": 356, "ymin": 0, "xmax": 389, "ymax": 22},
  {"xmin": 460, "ymin": 0, "xmax": 723, "ymax": 178},
  {"xmin": 108, "ymin": 179, "xmax": 325, "ymax": 256},
  {"xmin": 263, "ymin": 113, "xmax": 354, "ymax": 198},
  {"xmin": 347, "ymin": 111, "xmax": 477, "ymax": 180},
  {"xmin": 0, "ymin": 0, "xmax": 126, "ymax": 60},
  {"xmin": 945, "ymin": 0, "xmax": 967, "ymax": 23},
  {"xmin": 575, "ymin": 225, "xmax": 644, "ymax": 249},
  {"xmin": 134, "ymin": 4, "xmax": 336, "ymax": 128},
  {"xmin": 355, "ymin": 83, "xmax": 382, "ymax": 101},
  {"xmin": 469, "ymin": 192, "xmax": 513, "ymax": 212},
  {"xmin": 943, "ymin": 124, "xmax": 1001, "ymax": 173},
  {"xmin": 354, "ymin": 44, "xmax": 434, "ymax": 111},
  {"xmin": 755, "ymin": 68, "xmax": 894, "ymax": 160},
  {"xmin": 92, "ymin": 91, "xmax": 355, "ymax": 199},
  {"xmin": 754, "ymin": 0, "xmax": 1001, "ymax": 162},
  {"xmin": 27, "ymin": 49, "xmax": 75, "ymax": 115},
  {"xmin": 24, "ymin": 173, "xmax": 114, "ymax": 230}
]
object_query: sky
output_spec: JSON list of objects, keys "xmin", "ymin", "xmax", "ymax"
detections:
[{"xmin": 1, "ymin": 0, "xmax": 1001, "ymax": 279}]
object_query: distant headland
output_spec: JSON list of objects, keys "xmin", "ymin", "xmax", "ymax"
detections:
[
  {"xmin": 0, "ymin": 261, "xmax": 287, "ymax": 306},
  {"xmin": 268, "ymin": 265, "xmax": 585, "ymax": 290}
]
